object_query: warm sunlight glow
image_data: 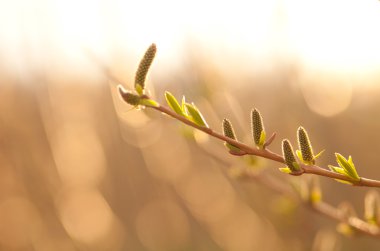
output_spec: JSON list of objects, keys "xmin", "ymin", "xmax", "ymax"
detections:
[
  {"xmin": 1, "ymin": 0, "xmax": 380, "ymax": 78},
  {"xmin": 286, "ymin": 0, "xmax": 380, "ymax": 72}
]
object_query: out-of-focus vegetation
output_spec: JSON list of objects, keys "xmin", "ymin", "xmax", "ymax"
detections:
[
  {"xmin": 3, "ymin": 47, "xmax": 380, "ymax": 251},
  {"xmin": 1, "ymin": 0, "xmax": 380, "ymax": 250}
]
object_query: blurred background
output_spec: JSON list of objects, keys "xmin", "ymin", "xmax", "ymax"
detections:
[{"xmin": 1, "ymin": 0, "xmax": 380, "ymax": 250}]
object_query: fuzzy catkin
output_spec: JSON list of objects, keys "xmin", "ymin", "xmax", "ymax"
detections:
[
  {"xmin": 251, "ymin": 109, "xmax": 264, "ymax": 145},
  {"xmin": 297, "ymin": 127, "xmax": 314, "ymax": 163},
  {"xmin": 135, "ymin": 43, "xmax": 157, "ymax": 90},
  {"xmin": 223, "ymin": 118, "xmax": 236, "ymax": 140},
  {"xmin": 282, "ymin": 139, "xmax": 299, "ymax": 171}
]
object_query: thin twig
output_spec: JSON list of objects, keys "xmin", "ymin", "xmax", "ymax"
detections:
[
  {"xmin": 198, "ymin": 143, "xmax": 380, "ymax": 237},
  {"xmin": 311, "ymin": 202, "xmax": 380, "ymax": 237},
  {"xmin": 151, "ymin": 103, "xmax": 380, "ymax": 188}
]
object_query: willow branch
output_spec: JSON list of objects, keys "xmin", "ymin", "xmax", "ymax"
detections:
[
  {"xmin": 150, "ymin": 103, "xmax": 380, "ymax": 188},
  {"xmin": 199, "ymin": 145, "xmax": 380, "ymax": 238}
]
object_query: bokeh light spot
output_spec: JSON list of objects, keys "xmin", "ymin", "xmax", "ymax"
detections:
[
  {"xmin": 52, "ymin": 124, "xmax": 106, "ymax": 186},
  {"xmin": 300, "ymin": 71, "xmax": 353, "ymax": 117},
  {"xmin": 57, "ymin": 188, "xmax": 114, "ymax": 244}
]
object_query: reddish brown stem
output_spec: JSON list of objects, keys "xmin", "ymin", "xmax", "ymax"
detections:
[
  {"xmin": 199, "ymin": 144, "xmax": 380, "ymax": 238},
  {"xmin": 151, "ymin": 103, "xmax": 380, "ymax": 188}
]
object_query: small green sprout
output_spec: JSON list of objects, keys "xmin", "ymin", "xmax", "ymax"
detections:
[
  {"xmin": 328, "ymin": 153, "xmax": 360, "ymax": 184},
  {"xmin": 165, "ymin": 91, "xmax": 185, "ymax": 116},
  {"xmin": 165, "ymin": 91, "xmax": 208, "ymax": 128},
  {"xmin": 184, "ymin": 103, "xmax": 209, "ymax": 128}
]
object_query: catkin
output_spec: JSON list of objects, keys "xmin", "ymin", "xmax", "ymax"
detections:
[
  {"xmin": 297, "ymin": 127, "xmax": 315, "ymax": 164},
  {"xmin": 135, "ymin": 43, "xmax": 157, "ymax": 91},
  {"xmin": 223, "ymin": 118, "xmax": 237, "ymax": 140},
  {"xmin": 251, "ymin": 108, "xmax": 264, "ymax": 145},
  {"xmin": 282, "ymin": 139, "xmax": 299, "ymax": 171}
]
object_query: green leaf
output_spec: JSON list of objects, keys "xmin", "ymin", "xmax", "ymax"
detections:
[
  {"xmin": 328, "ymin": 165, "xmax": 354, "ymax": 185},
  {"xmin": 165, "ymin": 92, "xmax": 184, "ymax": 116},
  {"xmin": 279, "ymin": 167, "xmax": 292, "ymax": 174},
  {"xmin": 328, "ymin": 165, "xmax": 348, "ymax": 176},
  {"xmin": 140, "ymin": 98, "xmax": 159, "ymax": 107},
  {"xmin": 348, "ymin": 156, "xmax": 355, "ymax": 167},
  {"xmin": 335, "ymin": 153, "xmax": 360, "ymax": 181},
  {"xmin": 184, "ymin": 103, "xmax": 209, "ymax": 128}
]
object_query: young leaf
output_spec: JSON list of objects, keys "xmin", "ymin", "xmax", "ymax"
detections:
[
  {"xmin": 279, "ymin": 167, "xmax": 292, "ymax": 174},
  {"xmin": 184, "ymin": 103, "xmax": 209, "ymax": 128},
  {"xmin": 251, "ymin": 108, "xmax": 265, "ymax": 148},
  {"xmin": 328, "ymin": 165, "xmax": 348, "ymax": 176},
  {"xmin": 165, "ymin": 91, "xmax": 185, "ymax": 116},
  {"xmin": 297, "ymin": 127, "xmax": 315, "ymax": 165},
  {"xmin": 282, "ymin": 139, "xmax": 301, "ymax": 172},
  {"xmin": 328, "ymin": 165, "xmax": 354, "ymax": 185},
  {"xmin": 135, "ymin": 43, "xmax": 157, "ymax": 95},
  {"xmin": 335, "ymin": 153, "xmax": 360, "ymax": 181}
]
